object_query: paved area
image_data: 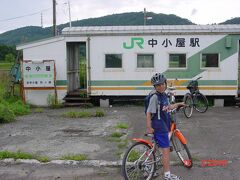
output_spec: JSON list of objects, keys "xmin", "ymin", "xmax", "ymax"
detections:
[{"xmin": 0, "ymin": 105, "xmax": 240, "ymax": 179}]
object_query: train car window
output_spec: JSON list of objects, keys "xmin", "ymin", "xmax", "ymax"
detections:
[
  {"xmin": 137, "ymin": 54, "xmax": 154, "ymax": 68},
  {"xmin": 169, "ymin": 54, "xmax": 186, "ymax": 68},
  {"xmin": 201, "ymin": 53, "xmax": 219, "ymax": 68},
  {"xmin": 105, "ymin": 54, "xmax": 122, "ymax": 68}
]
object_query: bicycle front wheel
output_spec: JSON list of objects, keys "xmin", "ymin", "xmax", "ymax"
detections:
[
  {"xmin": 172, "ymin": 135, "xmax": 193, "ymax": 168},
  {"xmin": 194, "ymin": 92, "xmax": 208, "ymax": 113},
  {"xmin": 122, "ymin": 142, "xmax": 156, "ymax": 180},
  {"xmin": 183, "ymin": 93, "xmax": 193, "ymax": 118}
]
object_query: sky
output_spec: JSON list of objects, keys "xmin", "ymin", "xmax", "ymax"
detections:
[{"xmin": 0, "ymin": 0, "xmax": 239, "ymax": 34}]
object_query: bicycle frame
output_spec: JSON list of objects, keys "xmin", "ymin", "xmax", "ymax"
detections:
[
  {"xmin": 132, "ymin": 137, "xmax": 160, "ymax": 166},
  {"xmin": 132, "ymin": 119, "xmax": 188, "ymax": 148},
  {"xmin": 132, "ymin": 138, "xmax": 153, "ymax": 147},
  {"xmin": 190, "ymin": 92, "xmax": 199, "ymax": 107},
  {"xmin": 173, "ymin": 129, "xmax": 187, "ymax": 145}
]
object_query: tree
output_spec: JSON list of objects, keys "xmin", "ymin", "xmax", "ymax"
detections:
[
  {"xmin": 0, "ymin": 45, "xmax": 16, "ymax": 61},
  {"xmin": 4, "ymin": 53, "xmax": 15, "ymax": 62}
]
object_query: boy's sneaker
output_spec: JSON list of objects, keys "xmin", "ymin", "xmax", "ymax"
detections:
[
  {"xmin": 143, "ymin": 171, "xmax": 159, "ymax": 178},
  {"xmin": 164, "ymin": 173, "xmax": 181, "ymax": 180},
  {"xmin": 153, "ymin": 171, "xmax": 159, "ymax": 177}
]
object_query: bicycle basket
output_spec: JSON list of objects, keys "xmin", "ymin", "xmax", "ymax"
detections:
[{"xmin": 187, "ymin": 80, "xmax": 198, "ymax": 93}]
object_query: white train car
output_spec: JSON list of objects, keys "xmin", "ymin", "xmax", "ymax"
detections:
[{"xmin": 17, "ymin": 25, "xmax": 240, "ymax": 106}]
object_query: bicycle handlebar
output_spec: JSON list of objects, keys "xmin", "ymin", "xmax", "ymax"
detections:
[
  {"xmin": 145, "ymin": 133, "xmax": 154, "ymax": 137},
  {"xmin": 196, "ymin": 76, "xmax": 202, "ymax": 81},
  {"xmin": 167, "ymin": 86, "xmax": 176, "ymax": 91}
]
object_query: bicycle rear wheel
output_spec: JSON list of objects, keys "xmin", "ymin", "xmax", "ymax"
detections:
[
  {"xmin": 172, "ymin": 135, "xmax": 192, "ymax": 168},
  {"xmin": 122, "ymin": 142, "xmax": 156, "ymax": 180},
  {"xmin": 183, "ymin": 93, "xmax": 193, "ymax": 118},
  {"xmin": 194, "ymin": 92, "xmax": 208, "ymax": 113}
]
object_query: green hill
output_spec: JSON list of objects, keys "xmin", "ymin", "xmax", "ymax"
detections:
[
  {"xmin": 0, "ymin": 12, "xmax": 239, "ymax": 46},
  {"xmin": 0, "ymin": 26, "xmax": 52, "ymax": 46},
  {"xmin": 0, "ymin": 12, "xmax": 194, "ymax": 46},
  {"xmin": 220, "ymin": 17, "xmax": 240, "ymax": 24}
]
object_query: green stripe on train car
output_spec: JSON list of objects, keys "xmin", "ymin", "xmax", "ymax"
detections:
[
  {"xmin": 90, "ymin": 80, "xmax": 237, "ymax": 86},
  {"xmin": 56, "ymin": 80, "xmax": 67, "ymax": 86},
  {"xmin": 164, "ymin": 35, "xmax": 240, "ymax": 78},
  {"xmin": 182, "ymin": 80, "xmax": 237, "ymax": 86},
  {"xmin": 91, "ymin": 80, "xmax": 147, "ymax": 86}
]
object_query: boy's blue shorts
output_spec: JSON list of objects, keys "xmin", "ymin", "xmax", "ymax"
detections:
[{"xmin": 154, "ymin": 132, "xmax": 170, "ymax": 148}]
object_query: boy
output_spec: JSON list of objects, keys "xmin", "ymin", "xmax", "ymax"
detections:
[{"xmin": 146, "ymin": 73, "xmax": 184, "ymax": 180}]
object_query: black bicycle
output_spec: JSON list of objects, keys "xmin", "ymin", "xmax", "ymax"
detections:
[{"xmin": 183, "ymin": 77, "xmax": 208, "ymax": 118}]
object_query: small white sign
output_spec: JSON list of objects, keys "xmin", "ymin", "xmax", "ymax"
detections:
[{"xmin": 23, "ymin": 60, "xmax": 55, "ymax": 88}]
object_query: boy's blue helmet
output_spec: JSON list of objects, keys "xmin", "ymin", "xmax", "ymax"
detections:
[{"xmin": 151, "ymin": 73, "xmax": 167, "ymax": 86}]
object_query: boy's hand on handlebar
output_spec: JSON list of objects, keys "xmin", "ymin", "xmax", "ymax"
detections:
[
  {"xmin": 163, "ymin": 103, "xmax": 186, "ymax": 112},
  {"xmin": 177, "ymin": 102, "xmax": 186, "ymax": 110},
  {"xmin": 163, "ymin": 105, "xmax": 171, "ymax": 112},
  {"xmin": 146, "ymin": 127, "xmax": 154, "ymax": 134},
  {"xmin": 178, "ymin": 102, "xmax": 186, "ymax": 107}
]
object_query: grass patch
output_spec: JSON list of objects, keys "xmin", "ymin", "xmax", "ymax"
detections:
[
  {"xmin": 0, "ymin": 63, "xmax": 13, "ymax": 70},
  {"xmin": 107, "ymin": 137, "xmax": 122, "ymax": 142},
  {"xmin": 36, "ymin": 156, "xmax": 50, "ymax": 163},
  {"xmin": 47, "ymin": 94, "xmax": 63, "ymax": 109},
  {"xmin": 0, "ymin": 150, "xmax": 50, "ymax": 162},
  {"xmin": 60, "ymin": 154, "xmax": 87, "ymax": 161},
  {"xmin": 115, "ymin": 122, "xmax": 129, "ymax": 129},
  {"xmin": 0, "ymin": 103, "xmax": 15, "ymax": 123},
  {"xmin": 111, "ymin": 132, "xmax": 123, "ymax": 138},
  {"xmin": 95, "ymin": 109, "xmax": 104, "ymax": 117},
  {"xmin": 128, "ymin": 150, "xmax": 141, "ymax": 162},
  {"xmin": 63, "ymin": 109, "xmax": 105, "ymax": 118},
  {"xmin": 0, "ymin": 74, "xmax": 30, "ymax": 123},
  {"xmin": 63, "ymin": 111, "xmax": 92, "ymax": 118},
  {"xmin": 8, "ymin": 99, "xmax": 30, "ymax": 116},
  {"xmin": 33, "ymin": 108, "xmax": 44, "ymax": 113},
  {"xmin": 108, "ymin": 132, "xmax": 125, "ymax": 142}
]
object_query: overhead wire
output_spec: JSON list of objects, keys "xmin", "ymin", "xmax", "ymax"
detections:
[
  {"xmin": 0, "ymin": 2, "xmax": 68, "ymax": 23},
  {"xmin": 0, "ymin": 8, "xmax": 51, "ymax": 22}
]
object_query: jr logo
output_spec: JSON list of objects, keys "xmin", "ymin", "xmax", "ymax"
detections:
[{"xmin": 123, "ymin": 37, "xmax": 144, "ymax": 49}]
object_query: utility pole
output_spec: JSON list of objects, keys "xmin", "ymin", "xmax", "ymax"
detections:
[
  {"xmin": 41, "ymin": 12, "xmax": 43, "ymax": 28},
  {"xmin": 143, "ymin": 8, "xmax": 147, "ymax": 26},
  {"xmin": 143, "ymin": 8, "xmax": 152, "ymax": 26},
  {"xmin": 68, "ymin": 0, "xmax": 72, "ymax": 28},
  {"xmin": 53, "ymin": 0, "xmax": 57, "ymax": 36}
]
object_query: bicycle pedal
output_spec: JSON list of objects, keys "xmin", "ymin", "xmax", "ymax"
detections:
[{"xmin": 170, "ymin": 146, "xmax": 173, "ymax": 152}]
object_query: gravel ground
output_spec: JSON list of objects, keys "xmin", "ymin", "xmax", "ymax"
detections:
[
  {"xmin": 0, "ymin": 105, "xmax": 240, "ymax": 180},
  {"xmin": 0, "ymin": 105, "xmax": 135, "ymax": 161}
]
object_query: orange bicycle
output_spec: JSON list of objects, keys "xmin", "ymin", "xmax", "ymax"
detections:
[{"xmin": 122, "ymin": 107, "xmax": 192, "ymax": 180}]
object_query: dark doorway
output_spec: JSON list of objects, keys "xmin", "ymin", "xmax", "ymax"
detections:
[{"xmin": 66, "ymin": 42, "xmax": 87, "ymax": 94}]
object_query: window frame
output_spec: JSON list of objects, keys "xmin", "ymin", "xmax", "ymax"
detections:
[
  {"xmin": 136, "ymin": 53, "xmax": 155, "ymax": 70},
  {"xmin": 168, "ymin": 53, "xmax": 187, "ymax": 69},
  {"xmin": 104, "ymin": 53, "xmax": 123, "ymax": 71},
  {"xmin": 200, "ymin": 53, "xmax": 220, "ymax": 69}
]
